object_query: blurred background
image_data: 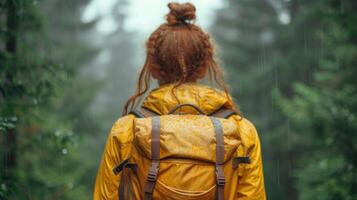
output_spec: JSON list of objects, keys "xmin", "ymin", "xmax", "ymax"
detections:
[{"xmin": 0, "ymin": 0, "xmax": 356, "ymax": 199}]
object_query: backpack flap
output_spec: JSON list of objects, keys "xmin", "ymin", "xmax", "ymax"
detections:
[{"xmin": 133, "ymin": 115, "xmax": 240, "ymax": 163}]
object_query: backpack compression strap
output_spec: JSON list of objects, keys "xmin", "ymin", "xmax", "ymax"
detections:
[
  {"xmin": 144, "ymin": 117, "xmax": 160, "ymax": 200},
  {"xmin": 210, "ymin": 117, "xmax": 226, "ymax": 200},
  {"xmin": 211, "ymin": 107, "xmax": 251, "ymax": 169}
]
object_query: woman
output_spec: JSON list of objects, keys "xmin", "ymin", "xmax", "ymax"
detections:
[{"xmin": 94, "ymin": 2, "xmax": 266, "ymax": 200}]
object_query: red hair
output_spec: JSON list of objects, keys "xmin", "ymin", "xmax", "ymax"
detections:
[{"xmin": 123, "ymin": 2, "xmax": 235, "ymax": 115}]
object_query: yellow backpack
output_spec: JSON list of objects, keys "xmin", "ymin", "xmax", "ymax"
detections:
[{"xmin": 113, "ymin": 104, "xmax": 251, "ymax": 200}]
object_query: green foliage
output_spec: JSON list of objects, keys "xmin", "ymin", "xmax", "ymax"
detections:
[
  {"xmin": 0, "ymin": 0, "xmax": 102, "ymax": 199},
  {"xmin": 277, "ymin": 1, "xmax": 357, "ymax": 198},
  {"xmin": 212, "ymin": 0, "xmax": 308, "ymax": 199},
  {"xmin": 0, "ymin": 117, "xmax": 17, "ymax": 132},
  {"xmin": 213, "ymin": 0, "xmax": 357, "ymax": 199},
  {"xmin": 1, "ymin": 0, "xmax": 135, "ymax": 198},
  {"xmin": 1, "ymin": 0, "xmax": 355, "ymax": 199}
]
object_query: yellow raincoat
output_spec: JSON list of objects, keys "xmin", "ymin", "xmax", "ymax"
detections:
[{"xmin": 93, "ymin": 83, "xmax": 266, "ymax": 200}]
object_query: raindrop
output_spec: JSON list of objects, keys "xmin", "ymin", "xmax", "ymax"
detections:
[
  {"xmin": 62, "ymin": 148, "xmax": 68, "ymax": 155},
  {"xmin": 277, "ymin": 159, "xmax": 280, "ymax": 186},
  {"xmin": 54, "ymin": 130, "xmax": 61, "ymax": 137},
  {"xmin": 1, "ymin": 183, "xmax": 7, "ymax": 191},
  {"xmin": 287, "ymin": 120, "xmax": 290, "ymax": 150},
  {"xmin": 68, "ymin": 131, "xmax": 73, "ymax": 136},
  {"xmin": 340, "ymin": 0, "xmax": 345, "ymax": 14},
  {"xmin": 303, "ymin": 24, "xmax": 308, "ymax": 55},
  {"xmin": 68, "ymin": 182, "xmax": 74, "ymax": 189},
  {"xmin": 261, "ymin": 30, "xmax": 274, "ymax": 43},
  {"xmin": 278, "ymin": 10, "xmax": 290, "ymax": 25},
  {"xmin": 274, "ymin": 64, "xmax": 279, "ymax": 89},
  {"xmin": 348, "ymin": 164, "xmax": 353, "ymax": 170}
]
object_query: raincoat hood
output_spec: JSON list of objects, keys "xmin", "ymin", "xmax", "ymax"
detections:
[{"xmin": 142, "ymin": 82, "xmax": 234, "ymax": 115}]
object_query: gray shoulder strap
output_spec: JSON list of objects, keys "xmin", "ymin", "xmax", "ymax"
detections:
[
  {"xmin": 129, "ymin": 107, "xmax": 160, "ymax": 118},
  {"xmin": 210, "ymin": 107, "xmax": 237, "ymax": 119}
]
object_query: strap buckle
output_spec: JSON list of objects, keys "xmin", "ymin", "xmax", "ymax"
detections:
[
  {"xmin": 216, "ymin": 167, "xmax": 226, "ymax": 186},
  {"xmin": 146, "ymin": 163, "xmax": 159, "ymax": 182},
  {"xmin": 144, "ymin": 163, "xmax": 160, "ymax": 196},
  {"xmin": 232, "ymin": 156, "xmax": 251, "ymax": 169},
  {"xmin": 113, "ymin": 159, "xmax": 129, "ymax": 175},
  {"xmin": 217, "ymin": 176, "xmax": 226, "ymax": 186}
]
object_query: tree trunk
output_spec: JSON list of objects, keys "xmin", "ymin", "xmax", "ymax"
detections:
[{"xmin": 3, "ymin": 0, "xmax": 19, "ymax": 179}]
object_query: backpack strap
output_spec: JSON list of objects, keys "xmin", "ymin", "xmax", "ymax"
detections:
[
  {"xmin": 168, "ymin": 103, "xmax": 205, "ymax": 115},
  {"xmin": 112, "ymin": 158, "xmax": 138, "ymax": 200},
  {"xmin": 210, "ymin": 117, "xmax": 225, "ymax": 200},
  {"xmin": 210, "ymin": 107, "xmax": 237, "ymax": 119},
  {"xmin": 232, "ymin": 156, "xmax": 251, "ymax": 169},
  {"xmin": 129, "ymin": 107, "xmax": 160, "ymax": 118},
  {"xmin": 144, "ymin": 117, "xmax": 161, "ymax": 200}
]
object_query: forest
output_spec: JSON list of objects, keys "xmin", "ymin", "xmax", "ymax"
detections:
[{"xmin": 0, "ymin": 0, "xmax": 356, "ymax": 199}]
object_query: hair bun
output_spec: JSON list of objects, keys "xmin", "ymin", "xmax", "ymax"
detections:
[{"xmin": 166, "ymin": 2, "xmax": 196, "ymax": 25}]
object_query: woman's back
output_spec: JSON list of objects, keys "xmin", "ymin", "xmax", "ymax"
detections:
[{"xmin": 94, "ymin": 2, "xmax": 265, "ymax": 199}]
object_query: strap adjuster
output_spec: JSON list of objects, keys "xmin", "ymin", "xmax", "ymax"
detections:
[
  {"xmin": 113, "ymin": 159, "xmax": 129, "ymax": 175},
  {"xmin": 147, "ymin": 172, "xmax": 157, "ymax": 182},
  {"xmin": 232, "ymin": 156, "xmax": 251, "ymax": 169},
  {"xmin": 217, "ymin": 176, "xmax": 226, "ymax": 186},
  {"xmin": 216, "ymin": 167, "xmax": 226, "ymax": 186},
  {"xmin": 144, "ymin": 163, "xmax": 160, "ymax": 195},
  {"xmin": 146, "ymin": 163, "xmax": 159, "ymax": 182}
]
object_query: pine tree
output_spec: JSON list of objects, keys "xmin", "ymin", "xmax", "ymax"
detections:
[
  {"xmin": 212, "ymin": 0, "xmax": 329, "ymax": 199},
  {"xmin": 278, "ymin": 0, "xmax": 357, "ymax": 199},
  {"xmin": 91, "ymin": 0, "xmax": 137, "ymax": 127},
  {"xmin": 212, "ymin": 0, "xmax": 292, "ymax": 199},
  {"xmin": 0, "ymin": 0, "xmax": 101, "ymax": 198}
]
